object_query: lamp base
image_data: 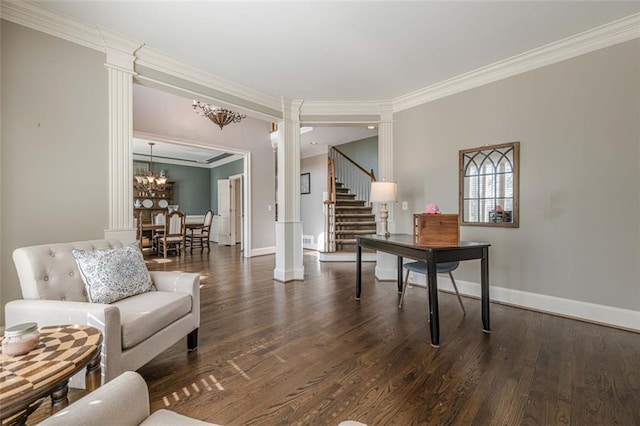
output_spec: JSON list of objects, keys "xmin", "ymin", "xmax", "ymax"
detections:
[{"xmin": 377, "ymin": 203, "xmax": 390, "ymax": 238}]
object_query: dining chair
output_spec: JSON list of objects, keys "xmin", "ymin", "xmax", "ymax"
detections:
[
  {"xmin": 398, "ymin": 261, "xmax": 466, "ymax": 316},
  {"xmin": 151, "ymin": 212, "xmax": 166, "ymax": 254},
  {"xmin": 186, "ymin": 210, "xmax": 213, "ymax": 253},
  {"xmin": 157, "ymin": 211, "xmax": 186, "ymax": 258}
]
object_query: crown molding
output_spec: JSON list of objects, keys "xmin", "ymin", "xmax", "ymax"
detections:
[
  {"xmin": 135, "ymin": 46, "xmax": 282, "ymax": 113},
  {"xmin": 392, "ymin": 12, "xmax": 640, "ymax": 113},
  {"xmin": 5, "ymin": 1, "xmax": 637, "ymax": 119},
  {"xmin": 0, "ymin": 0, "xmax": 104, "ymax": 51},
  {"xmin": 301, "ymin": 100, "xmax": 388, "ymax": 117},
  {"xmin": 1, "ymin": 0, "xmax": 281, "ymax": 115}
]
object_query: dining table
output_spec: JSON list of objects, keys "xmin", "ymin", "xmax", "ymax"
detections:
[{"xmin": 139, "ymin": 222, "xmax": 203, "ymax": 254}]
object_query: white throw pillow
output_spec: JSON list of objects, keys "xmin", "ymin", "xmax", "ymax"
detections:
[{"xmin": 72, "ymin": 243, "xmax": 155, "ymax": 304}]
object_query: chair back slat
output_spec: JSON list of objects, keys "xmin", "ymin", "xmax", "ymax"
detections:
[{"xmin": 153, "ymin": 213, "xmax": 166, "ymax": 226}]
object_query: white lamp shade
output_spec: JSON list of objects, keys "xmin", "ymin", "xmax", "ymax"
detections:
[{"xmin": 370, "ymin": 181, "xmax": 398, "ymax": 203}]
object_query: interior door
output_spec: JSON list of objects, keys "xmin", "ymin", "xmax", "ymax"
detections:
[
  {"xmin": 218, "ymin": 179, "xmax": 232, "ymax": 246},
  {"xmin": 228, "ymin": 178, "xmax": 237, "ymax": 246},
  {"xmin": 231, "ymin": 175, "xmax": 242, "ymax": 245}
]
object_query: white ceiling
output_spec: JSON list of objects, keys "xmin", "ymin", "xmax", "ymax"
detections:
[
  {"xmin": 28, "ymin": 1, "xmax": 638, "ymax": 161},
  {"xmin": 32, "ymin": 1, "xmax": 639, "ymax": 101}
]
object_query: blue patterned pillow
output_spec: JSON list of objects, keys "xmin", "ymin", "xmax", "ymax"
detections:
[{"xmin": 72, "ymin": 243, "xmax": 155, "ymax": 304}]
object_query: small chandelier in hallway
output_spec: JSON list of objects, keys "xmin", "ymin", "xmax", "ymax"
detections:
[
  {"xmin": 193, "ymin": 100, "xmax": 246, "ymax": 130},
  {"xmin": 134, "ymin": 142, "xmax": 168, "ymax": 193}
]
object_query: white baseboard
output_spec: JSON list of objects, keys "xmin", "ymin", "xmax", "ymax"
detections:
[
  {"xmin": 401, "ymin": 273, "xmax": 640, "ymax": 331},
  {"xmin": 375, "ymin": 266, "xmax": 399, "ymax": 281},
  {"xmin": 319, "ymin": 251, "xmax": 377, "ymax": 262},
  {"xmin": 250, "ymin": 246, "xmax": 275, "ymax": 257},
  {"xmin": 273, "ymin": 266, "xmax": 304, "ymax": 282}
]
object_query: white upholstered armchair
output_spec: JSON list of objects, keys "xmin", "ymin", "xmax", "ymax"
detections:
[{"xmin": 5, "ymin": 239, "xmax": 200, "ymax": 389}]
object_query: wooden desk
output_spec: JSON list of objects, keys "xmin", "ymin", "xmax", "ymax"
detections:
[
  {"xmin": 356, "ymin": 234, "xmax": 491, "ymax": 347},
  {"xmin": 0, "ymin": 325, "xmax": 102, "ymax": 425}
]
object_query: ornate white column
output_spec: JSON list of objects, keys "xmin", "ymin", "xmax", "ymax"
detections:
[
  {"xmin": 103, "ymin": 35, "xmax": 143, "ymax": 243},
  {"xmin": 375, "ymin": 104, "xmax": 398, "ymax": 280},
  {"xmin": 273, "ymin": 98, "xmax": 304, "ymax": 281}
]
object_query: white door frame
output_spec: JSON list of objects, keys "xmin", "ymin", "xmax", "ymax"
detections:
[
  {"xmin": 229, "ymin": 173, "xmax": 244, "ymax": 251},
  {"xmin": 131, "ymin": 131, "xmax": 252, "ymax": 257}
]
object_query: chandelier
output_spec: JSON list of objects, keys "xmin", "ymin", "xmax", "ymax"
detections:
[
  {"xmin": 134, "ymin": 142, "xmax": 168, "ymax": 194},
  {"xmin": 193, "ymin": 100, "xmax": 246, "ymax": 130}
]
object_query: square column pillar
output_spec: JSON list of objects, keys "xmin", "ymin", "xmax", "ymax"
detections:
[
  {"xmin": 274, "ymin": 98, "xmax": 304, "ymax": 281},
  {"xmin": 102, "ymin": 36, "xmax": 143, "ymax": 244},
  {"xmin": 375, "ymin": 105, "xmax": 398, "ymax": 281}
]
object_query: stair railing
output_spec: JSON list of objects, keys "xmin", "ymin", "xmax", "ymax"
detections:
[
  {"xmin": 329, "ymin": 146, "xmax": 376, "ymax": 205},
  {"xmin": 324, "ymin": 147, "xmax": 376, "ymax": 252},
  {"xmin": 324, "ymin": 158, "xmax": 337, "ymax": 252}
]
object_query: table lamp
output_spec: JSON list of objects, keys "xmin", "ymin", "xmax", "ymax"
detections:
[{"xmin": 370, "ymin": 181, "xmax": 398, "ymax": 237}]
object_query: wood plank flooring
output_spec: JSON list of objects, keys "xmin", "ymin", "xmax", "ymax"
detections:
[{"xmin": 29, "ymin": 244, "xmax": 640, "ymax": 425}]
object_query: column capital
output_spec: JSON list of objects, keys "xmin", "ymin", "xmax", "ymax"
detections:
[
  {"xmin": 378, "ymin": 102, "xmax": 394, "ymax": 122},
  {"xmin": 100, "ymin": 28, "xmax": 144, "ymax": 74},
  {"xmin": 282, "ymin": 98, "xmax": 304, "ymax": 122}
]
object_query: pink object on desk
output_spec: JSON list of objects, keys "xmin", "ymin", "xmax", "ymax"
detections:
[{"xmin": 423, "ymin": 203, "xmax": 441, "ymax": 215}]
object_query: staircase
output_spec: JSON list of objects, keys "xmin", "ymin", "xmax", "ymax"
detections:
[{"xmin": 334, "ymin": 181, "xmax": 376, "ymax": 251}]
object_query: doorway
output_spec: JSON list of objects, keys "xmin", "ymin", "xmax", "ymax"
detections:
[
  {"xmin": 217, "ymin": 175, "xmax": 243, "ymax": 248},
  {"xmin": 132, "ymin": 134, "xmax": 251, "ymax": 256}
]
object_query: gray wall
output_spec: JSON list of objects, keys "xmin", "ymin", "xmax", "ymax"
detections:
[
  {"xmin": 336, "ymin": 136, "xmax": 379, "ymax": 179},
  {"xmin": 1, "ymin": 21, "xmax": 109, "ymax": 320},
  {"xmin": 152, "ymin": 162, "xmax": 211, "ymax": 215},
  {"xmin": 394, "ymin": 40, "xmax": 639, "ymax": 311},
  {"xmin": 301, "ymin": 154, "xmax": 328, "ymax": 247},
  {"xmin": 210, "ymin": 159, "xmax": 244, "ymax": 213}
]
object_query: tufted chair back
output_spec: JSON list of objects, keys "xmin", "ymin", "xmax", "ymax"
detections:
[{"xmin": 12, "ymin": 239, "xmax": 124, "ymax": 302}]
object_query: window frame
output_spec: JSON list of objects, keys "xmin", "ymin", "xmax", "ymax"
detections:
[{"xmin": 458, "ymin": 141, "xmax": 520, "ymax": 228}]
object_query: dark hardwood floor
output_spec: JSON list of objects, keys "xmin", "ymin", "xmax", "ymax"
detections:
[{"xmin": 30, "ymin": 244, "xmax": 640, "ymax": 425}]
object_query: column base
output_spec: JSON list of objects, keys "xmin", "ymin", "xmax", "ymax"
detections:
[{"xmin": 274, "ymin": 221, "xmax": 304, "ymax": 282}]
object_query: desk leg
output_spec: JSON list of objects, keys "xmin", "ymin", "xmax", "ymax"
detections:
[
  {"xmin": 397, "ymin": 256, "xmax": 404, "ymax": 293},
  {"xmin": 427, "ymin": 253, "xmax": 440, "ymax": 347},
  {"xmin": 356, "ymin": 243, "xmax": 362, "ymax": 300},
  {"xmin": 481, "ymin": 247, "xmax": 491, "ymax": 333},
  {"xmin": 50, "ymin": 380, "xmax": 69, "ymax": 414}
]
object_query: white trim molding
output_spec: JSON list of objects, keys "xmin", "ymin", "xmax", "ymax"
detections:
[
  {"xmin": 135, "ymin": 47, "xmax": 281, "ymax": 113},
  {"xmin": 399, "ymin": 275, "xmax": 640, "ymax": 332},
  {"xmin": 393, "ymin": 13, "xmax": 640, "ymax": 112},
  {"xmin": 6, "ymin": 1, "xmax": 638, "ymax": 121},
  {"xmin": 0, "ymin": 0, "xmax": 105, "ymax": 51},
  {"xmin": 301, "ymin": 100, "xmax": 388, "ymax": 117},
  {"xmin": 251, "ymin": 246, "xmax": 276, "ymax": 257},
  {"xmin": 319, "ymin": 251, "xmax": 377, "ymax": 262},
  {"xmin": 0, "ymin": 0, "xmax": 281, "ymax": 118}
]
